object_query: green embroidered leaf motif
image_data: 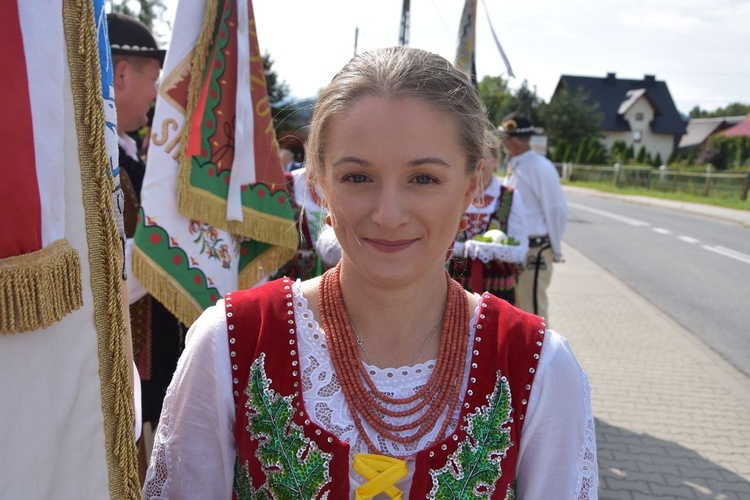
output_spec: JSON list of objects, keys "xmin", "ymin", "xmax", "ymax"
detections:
[
  {"xmin": 233, "ymin": 458, "xmax": 270, "ymax": 500},
  {"xmin": 430, "ymin": 371, "xmax": 514, "ymax": 499},
  {"xmin": 244, "ymin": 353, "xmax": 331, "ymax": 498}
]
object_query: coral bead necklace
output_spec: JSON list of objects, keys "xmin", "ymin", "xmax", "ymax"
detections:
[{"xmin": 319, "ymin": 263, "xmax": 470, "ymax": 456}]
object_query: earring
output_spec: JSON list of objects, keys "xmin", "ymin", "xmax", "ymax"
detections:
[
  {"xmin": 325, "ymin": 214, "xmax": 333, "ymax": 226},
  {"xmin": 458, "ymin": 215, "xmax": 469, "ymax": 232}
]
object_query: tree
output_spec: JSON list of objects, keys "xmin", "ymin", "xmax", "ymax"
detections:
[
  {"xmin": 585, "ymin": 139, "xmax": 607, "ymax": 164},
  {"xmin": 263, "ymin": 53, "xmax": 305, "ymax": 131},
  {"xmin": 108, "ymin": 0, "xmax": 166, "ymax": 34},
  {"xmin": 689, "ymin": 102, "xmax": 750, "ymax": 118},
  {"xmin": 478, "ymin": 77, "xmax": 543, "ymax": 127},
  {"xmin": 636, "ymin": 145, "xmax": 648, "ymax": 165},
  {"xmin": 652, "ymin": 152, "xmax": 663, "ymax": 167},
  {"xmin": 478, "ymin": 75, "xmax": 514, "ymax": 126},
  {"xmin": 512, "ymin": 80, "xmax": 544, "ymax": 128},
  {"xmin": 541, "ymin": 86, "xmax": 603, "ymax": 152}
]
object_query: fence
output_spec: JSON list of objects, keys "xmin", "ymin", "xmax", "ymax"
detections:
[{"xmin": 562, "ymin": 164, "xmax": 750, "ymax": 200}]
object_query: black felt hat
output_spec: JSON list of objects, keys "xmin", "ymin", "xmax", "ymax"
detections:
[
  {"xmin": 498, "ymin": 111, "xmax": 539, "ymax": 137},
  {"xmin": 107, "ymin": 13, "xmax": 166, "ymax": 66}
]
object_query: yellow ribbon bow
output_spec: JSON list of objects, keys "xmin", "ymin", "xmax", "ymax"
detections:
[{"xmin": 352, "ymin": 453, "xmax": 409, "ymax": 500}]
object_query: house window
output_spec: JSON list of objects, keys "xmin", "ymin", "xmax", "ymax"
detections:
[
  {"xmin": 633, "ymin": 130, "xmax": 642, "ymax": 143},
  {"xmin": 635, "ymin": 112, "xmax": 644, "ymax": 121}
]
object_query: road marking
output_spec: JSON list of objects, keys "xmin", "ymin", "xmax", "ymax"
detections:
[
  {"xmin": 570, "ymin": 203, "xmax": 746, "ymax": 265},
  {"xmin": 678, "ymin": 236, "xmax": 700, "ymax": 244},
  {"xmin": 568, "ymin": 203, "xmax": 650, "ymax": 227},
  {"xmin": 702, "ymin": 245, "xmax": 750, "ymax": 265}
]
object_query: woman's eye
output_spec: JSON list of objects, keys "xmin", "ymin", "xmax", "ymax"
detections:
[
  {"xmin": 343, "ymin": 173, "xmax": 369, "ymax": 183},
  {"xmin": 412, "ymin": 173, "xmax": 437, "ymax": 185}
]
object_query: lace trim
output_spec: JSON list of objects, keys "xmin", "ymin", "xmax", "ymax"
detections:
[
  {"xmin": 142, "ymin": 378, "xmax": 176, "ymax": 498},
  {"xmin": 293, "ymin": 280, "xmax": 478, "ymax": 459},
  {"xmin": 574, "ymin": 371, "xmax": 598, "ymax": 499}
]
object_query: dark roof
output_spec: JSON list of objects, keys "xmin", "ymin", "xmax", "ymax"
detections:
[{"xmin": 555, "ymin": 73, "xmax": 687, "ymax": 136}]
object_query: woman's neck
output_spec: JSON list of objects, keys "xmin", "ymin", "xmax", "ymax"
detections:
[{"xmin": 336, "ymin": 261, "xmax": 450, "ymax": 366}]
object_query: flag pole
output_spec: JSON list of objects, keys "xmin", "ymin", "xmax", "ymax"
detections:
[{"xmin": 399, "ymin": 0, "xmax": 410, "ymax": 46}]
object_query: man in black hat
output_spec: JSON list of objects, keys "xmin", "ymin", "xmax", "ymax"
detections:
[
  {"xmin": 499, "ymin": 111, "xmax": 568, "ymax": 322},
  {"xmin": 107, "ymin": 12, "xmax": 182, "ymax": 483}
]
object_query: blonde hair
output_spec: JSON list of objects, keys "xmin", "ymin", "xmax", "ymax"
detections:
[
  {"xmin": 484, "ymin": 129, "xmax": 501, "ymax": 160},
  {"xmin": 306, "ymin": 46, "xmax": 489, "ymax": 186}
]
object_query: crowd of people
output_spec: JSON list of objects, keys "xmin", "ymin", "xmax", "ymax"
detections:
[
  {"xmin": 121, "ymin": 13, "xmax": 593, "ymax": 499},
  {"xmin": 4, "ymin": 8, "xmax": 595, "ymax": 499}
]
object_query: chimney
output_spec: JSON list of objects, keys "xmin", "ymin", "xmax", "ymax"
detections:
[
  {"xmin": 644, "ymin": 74, "xmax": 656, "ymax": 86},
  {"xmin": 604, "ymin": 72, "xmax": 616, "ymax": 84}
]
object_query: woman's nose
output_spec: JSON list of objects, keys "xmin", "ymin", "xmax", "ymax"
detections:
[{"xmin": 371, "ymin": 185, "xmax": 409, "ymax": 229}]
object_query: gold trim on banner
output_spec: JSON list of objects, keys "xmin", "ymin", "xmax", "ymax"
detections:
[
  {"xmin": 0, "ymin": 239, "xmax": 82, "ymax": 334},
  {"xmin": 178, "ymin": 182, "xmax": 299, "ymax": 250},
  {"xmin": 131, "ymin": 246, "xmax": 204, "ymax": 327},
  {"xmin": 63, "ymin": 1, "xmax": 140, "ymax": 498},
  {"xmin": 238, "ymin": 245, "xmax": 296, "ymax": 290},
  {"xmin": 174, "ymin": 0, "xmax": 298, "ymax": 255}
]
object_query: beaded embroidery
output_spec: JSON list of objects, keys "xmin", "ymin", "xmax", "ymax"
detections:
[
  {"xmin": 233, "ymin": 353, "xmax": 332, "ymax": 498},
  {"xmin": 428, "ymin": 370, "xmax": 513, "ymax": 498}
]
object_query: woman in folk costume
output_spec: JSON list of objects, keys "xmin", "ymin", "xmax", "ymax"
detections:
[
  {"xmin": 449, "ymin": 130, "xmax": 529, "ymax": 305},
  {"xmin": 143, "ymin": 47, "xmax": 597, "ymax": 499}
]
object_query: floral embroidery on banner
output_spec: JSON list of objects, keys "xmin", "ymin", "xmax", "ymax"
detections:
[
  {"xmin": 188, "ymin": 220, "xmax": 232, "ymax": 268},
  {"xmin": 429, "ymin": 371, "xmax": 514, "ymax": 498},
  {"xmin": 234, "ymin": 353, "xmax": 332, "ymax": 498}
]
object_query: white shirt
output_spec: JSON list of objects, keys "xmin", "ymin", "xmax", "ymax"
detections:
[
  {"xmin": 142, "ymin": 281, "xmax": 597, "ymax": 499},
  {"xmin": 503, "ymin": 149, "xmax": 568, "ymax": 258}
]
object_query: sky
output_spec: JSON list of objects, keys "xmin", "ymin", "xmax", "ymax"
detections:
[{"xmin": 159, "ymin": 0, "xmax": 750, "ymax": 116}]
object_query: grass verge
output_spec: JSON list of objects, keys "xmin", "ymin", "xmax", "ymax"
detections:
[{"xmin": 563, "ymin": 180, "xmax": 750, "ymax": 212}]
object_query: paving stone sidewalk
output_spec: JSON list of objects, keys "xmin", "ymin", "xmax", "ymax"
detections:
[{"xmin": 549, "ymin": 243, "xmax": 750, "ymax": 500}]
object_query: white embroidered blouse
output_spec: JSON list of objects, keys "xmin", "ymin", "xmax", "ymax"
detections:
[{"xmin": 143, "ymin": 281, "xmax": 598, "ymax": 499}]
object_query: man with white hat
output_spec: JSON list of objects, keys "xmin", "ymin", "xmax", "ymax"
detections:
[{"xmin": 500, "ymin": 111, "xmax": 568, "ymax": 322}]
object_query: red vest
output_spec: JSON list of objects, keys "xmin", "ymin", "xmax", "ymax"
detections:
[{"xmin": 226, "ymin": 277, "xmax": 544, "ymax": 499}]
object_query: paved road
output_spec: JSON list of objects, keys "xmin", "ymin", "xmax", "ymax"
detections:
[
  {"xmin": 548, "ymin": 229, "xmax": 750, "ymax": 499},
  {"xmin": 562, "ymin": 188, "xmax": 750, "ymax": 377},
  {"xmin": 554, "ymin": 187, "xmax": 750, "ymax": 498}
]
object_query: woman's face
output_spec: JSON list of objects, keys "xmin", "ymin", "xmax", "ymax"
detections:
[{"xmin": 320, "ymin": 96, "xmax": 479, "ymax": 286}]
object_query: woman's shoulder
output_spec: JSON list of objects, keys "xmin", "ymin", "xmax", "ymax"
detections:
[{"xmin": 229, "ymin": 276, "xmax": 296, "ymax": 302}]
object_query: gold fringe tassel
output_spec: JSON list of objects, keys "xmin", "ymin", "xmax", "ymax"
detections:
[
  {"xmin": 64, "ymin": 1, "xmax": 140, "ymax": 498},
  {"xmin": 176, "ymin": 0, "xmax": 218, "ymax": 230},
  {"xmin": 131, "ymin": 246, "xmax": 204, "ymax": 327},
  {"xmin": 177, "ymin": 186, "xmax": 299, "ymax": 250},
  {"xmin": 239, "ymin": 245, "xmax": 296, "ymax": 290},
  {"xmin": 0, "ymin": 239, "xmax": 82, "ymax": 334},
  {"xmin": 174, "ymin": 0, "xmax": 298, "ymax": 254}
]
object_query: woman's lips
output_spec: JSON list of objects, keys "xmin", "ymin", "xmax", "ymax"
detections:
[{"xmin": 364, "ymin": 238, "xmax": 417, "ymax": 253}]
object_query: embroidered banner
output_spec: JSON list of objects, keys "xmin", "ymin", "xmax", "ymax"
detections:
[{"xmin": 133, "ymin": 0, "xmax": 296, "ymax": 326}]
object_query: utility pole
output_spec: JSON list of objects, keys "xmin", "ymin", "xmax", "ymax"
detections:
[
  {"xmin": 354, "ymin": 27, "xmax": 359, "ymax": 56},
  {"xmin": 399, "ymin": 0, "xmax": 410, "ymax": 46}
]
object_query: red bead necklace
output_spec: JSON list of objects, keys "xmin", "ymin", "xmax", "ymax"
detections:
[{"xmin": 319, "ymin": 263, "xmax": 470, "ymax": 455}]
